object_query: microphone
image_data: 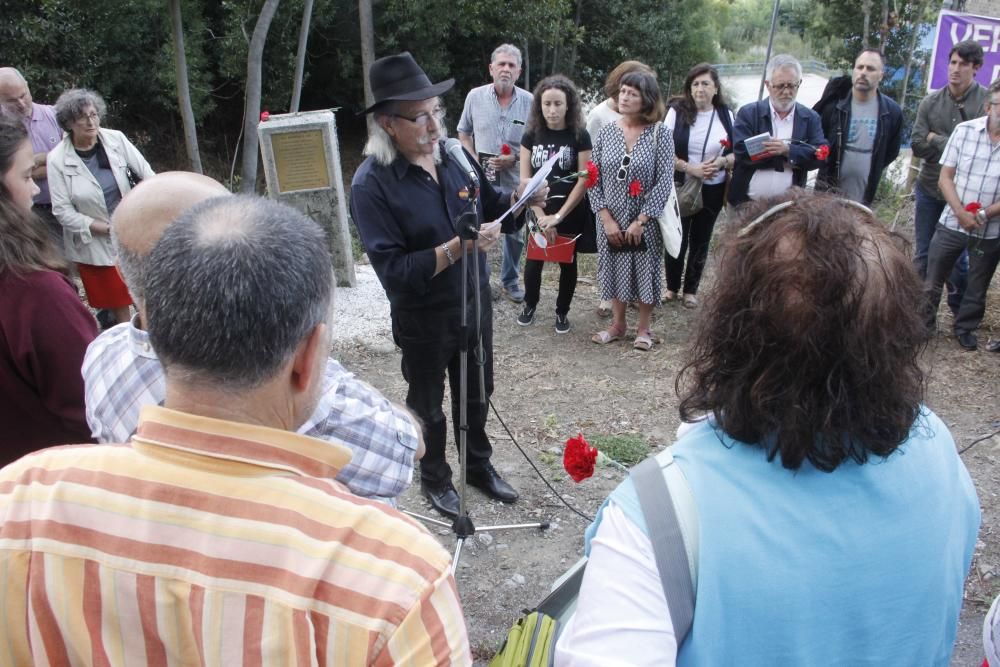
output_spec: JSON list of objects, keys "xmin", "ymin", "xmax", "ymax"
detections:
[{"xmin": 444, "ymin": 138, "xmax": 480, "ymax": 190}]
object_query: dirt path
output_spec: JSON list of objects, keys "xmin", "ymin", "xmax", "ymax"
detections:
[{"xmin": 331, "ymin": 252, "xmax": 1000, "ymax": 664}]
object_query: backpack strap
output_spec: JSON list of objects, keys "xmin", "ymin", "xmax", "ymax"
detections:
[{"xmin": 632, "ymin": 456, "xmax": 696, "ymax": 645}]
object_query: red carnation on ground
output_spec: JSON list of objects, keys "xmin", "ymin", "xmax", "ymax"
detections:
[
  {"xmin": 815, "ymin": 144, "xmax": 830, "ymax": 161},
  {"xmin": 260, "ymin": 110, "xmax": 270, "ymax": 122},
  {"xmin": 628, "ymin": 179, "xmax": 642, "ymax": 197},
  {"xmin": 563, "ymin": 434, "xmax": 598, "ymax": 482},
  {"xmin": 965, "ymin": 202, "xmax": 983, "ymax": 214},
  {"xmin": 719, "ymin": 137, "xmax": 732, "ymax": 150},
  {"xmin": 585, "ymin": 160, "xmax": 599, "ymax": 188},
  {"xmin": 501, "ymin": 143, "xmax": 512, "ymax": 156}
]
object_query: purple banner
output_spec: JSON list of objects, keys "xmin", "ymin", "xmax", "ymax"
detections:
[{"xmin": 929, "ymin": 10, "xmax": 1000, "ymax": 92}]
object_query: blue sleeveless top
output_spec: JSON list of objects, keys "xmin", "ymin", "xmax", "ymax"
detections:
[{"xmin": 589, "ymin": 408, "xmax": 979, "ymax": 666}]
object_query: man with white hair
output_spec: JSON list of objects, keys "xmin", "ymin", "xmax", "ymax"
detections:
[
  {"xmin": 351, "ymin": 52, "xmax": 542, "ymax": 518},
  {"xmin": 728, "ymin": 54, "xmax": 828, "ymax": 206},
  {"xmin": 0, "ymin": 67, "xmax": 64, "ymax": 246},
  {"xmin": 458, "ymin": 44, "xmax": 533, "ymax": 303}
]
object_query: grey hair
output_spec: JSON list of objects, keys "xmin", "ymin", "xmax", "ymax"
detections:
[
  {"xmin": 492, "ymin": 44, "xmax": 523, "ymax": 68},
  {"xmin": 54, "ymin": 88, "xmax": 107, "ymax": 132},
  {"xmin": 113, "ymin": 231, "xmax": 146, "ymax": 304},
  {"xmin": 364, "ymin": 100, "xmax": 445, "ymax": 167},
  {"xmin": 144, "ymin": 195, "xmax": 334, "ymax": 391},
  {"xmin": 766, "ymin": 54, "xmax": 802, "ymax": 82}
]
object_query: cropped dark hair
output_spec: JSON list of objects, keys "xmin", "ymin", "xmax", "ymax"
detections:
[
  {"xmin": 949, "ymin": 40, "xmax": 984, "ymax": 67},
  {"xmin": 54, "ymin": 88, "xmax": 107, "ymax": 133},
  {"xmin": 145, "ymin": 195, "xmax": 333, "ymax": 390},
  {"xmin": 0, "ymin": 118, "xmax": 65, "ymax": 275},
  {"xmin": 619, "ymin": 69, "xmax": 665, "ymax": 124},
  {"xmin": 675, "ymin": 63, "xmax": 726, "ymax": 126},
  {"xmin": 677, "ymin": 190, "xmax": 927, "ymax": 472},
  {"xmin": 527, "ymin": 74, "xmax": 584, "ymax": 136}
]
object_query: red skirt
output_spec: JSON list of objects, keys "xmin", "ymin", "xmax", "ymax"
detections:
[{"xmin": 76, "ymin": 264, "xmax": 132, "ymax": 309}]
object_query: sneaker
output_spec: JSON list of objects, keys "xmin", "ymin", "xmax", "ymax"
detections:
[
  {"xmin": 517, "ymin": 304, "xmax": 536, "ymax": 326},
  {"xmin": 504, "ymin": 285, "xmax": 525, "ymax": 303},
  {"xmin": 555, "ymin": 313, "xmax": 570, "ymax": 334}
]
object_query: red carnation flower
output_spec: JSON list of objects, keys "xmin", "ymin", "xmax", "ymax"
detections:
[
  {"xmin": 719, "ymin": 137, "xmax": 732, "ymax": 150},
  {"xmin": 563, "ymin": 434, "xmax": 598, "ymax": 483},
  {"xmin": 260, "ymin": 110, "xmax": 270, "ymax": 122},
  {"xmin": 628, "ymin": 179, "xmax": 642, "ymax": 197},
  {"xmin": 501, "ymin": 143, "xmax": 512, "ymax": 156},
  {"xmin": 815, "ymin": 144, "xmax": 830, "ymax": 161},
  {"xmin": 965, "ymin": 202, "xmax": 983, "ymax": 214},
  {"xmin": 585, "ymin": 160, "xmax": 599, "ymax": 189}
]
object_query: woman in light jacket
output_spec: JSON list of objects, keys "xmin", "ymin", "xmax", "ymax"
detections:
[{"xmin": 48, "ymin": 88, "xmax": 154, "ymax": 326}]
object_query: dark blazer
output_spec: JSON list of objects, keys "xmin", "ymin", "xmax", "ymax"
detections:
[
  {"xmin": 815, "ymin": 91, "xmax": 903, "ymax": 206},
  {"xmin": 728, "ymin": 99, "xmax": 827, "ymax": 205}
]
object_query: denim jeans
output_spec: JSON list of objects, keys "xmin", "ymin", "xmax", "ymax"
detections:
[
  {"xmin": 913, "ymin": 184, "xmax": 967, "ymax": 314},
  {"xmin": 500, "ymin": 227, "xmax": 525, "ymax": 290}
]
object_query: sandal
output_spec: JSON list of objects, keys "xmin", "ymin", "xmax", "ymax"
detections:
[
  {"xmin": 592, "ymin": 323, "xmax": 626, "ymax": 345},
  {"xmin": 633, "ymin": 329, "xmax": 655, "ymax": 351},
  {"xmin": 662, "ymin": 290, "xmax": 677, "ymax": 303},
  {"xmin": 596, "ymin": 300, "xmax": 613, "ymax": 318},
  {"xmin": 683, "ymin": 294, "xmax": 698, "ymax": 309}
]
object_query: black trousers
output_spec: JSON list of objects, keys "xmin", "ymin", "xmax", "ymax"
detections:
[
  {"xmin": 925, "ymin": 225, "xmax": 975, "ymax": 332},
  {"xmin": 523, "ymin": 251, "xmax": 578, "ymax": 316},
  {"xmin": 665, "ymin": 182, "xmax": 726, "ymax": 295},
  {"xmin": 392, "ymin": 299, "xmax": 494, "ymax": 487},
  {"xmin": 954, "ymin": 235, "xmax": 1000, "ymax": 336}
]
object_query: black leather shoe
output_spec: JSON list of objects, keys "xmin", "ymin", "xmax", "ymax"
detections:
[
  {"xmin": 956, "ymin": 331, "xmax": 978, "ymax": 350},
  {"xmin": 467, "ymin": 463, "xmax": 518, "ymax": 503},
  {"xmin": 421, "ymin": 482, "xmax": 460, "ymax": 518}
]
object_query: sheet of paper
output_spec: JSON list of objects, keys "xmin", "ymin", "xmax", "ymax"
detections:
[{"xmin": 495, "ymin": 152, "xmax": 560, "ymax": 224}]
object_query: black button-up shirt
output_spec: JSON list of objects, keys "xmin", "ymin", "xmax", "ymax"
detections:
[{"xmin": 350, "ymin": 143, "xmax": 517, "ymax": 313}]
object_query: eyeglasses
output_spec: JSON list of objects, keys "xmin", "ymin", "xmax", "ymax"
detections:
[
  {"xmin": 76, "ymin": 112, "xmax": 100, "ymax": 123},
  {"xmin": 392, "ymin": 106, "xmax": 446, "ymax": 126},
  {"xmin": 616, "ymin": 153, "xmax": 632, "ymax": 181},
  {"xmin": 768, "ymin": 82, "xmax": 801, "ymax": 93}
]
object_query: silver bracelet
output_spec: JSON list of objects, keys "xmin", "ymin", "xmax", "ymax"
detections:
[
  {"xmin": 441, "ymin": 242, "xmax": 456, "ymax": 265},
  {"xmin": 977, "ymin": 209, "xmax": 989, "ymax": 224}
]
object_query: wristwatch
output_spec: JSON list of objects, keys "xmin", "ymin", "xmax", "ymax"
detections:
[
  {"xmin": 441, "ymin": 242, "xmax": 456, "ymax": 265},
  {"xmin": 976, "ymin": 209, "xmax": 989, "ymax": 224}
]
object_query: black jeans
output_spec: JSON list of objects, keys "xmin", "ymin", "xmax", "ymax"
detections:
[
  {"xmin": 392, "ymin": 300, "xmax": 494, "ymax": 487},
  {"xmin": 523, "ymin": 251, "xmax": 578, "ymax": 316},
  {"xmin": 954, "ymin": 235, "xmax": 1000, "ymax": 336},
  {"xmin": 665, "ymin": 182, "xmax": 726, "ymax": 295},
  {"xmin": 925, "ymin": 226, "xmax": 974, "ymax": 332}
]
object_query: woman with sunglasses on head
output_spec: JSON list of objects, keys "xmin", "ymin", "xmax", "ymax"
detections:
[
  {"xmin": 0, "ymin": 117, "xmax": 97, "ymax": 460},
  {"xmin": 517, "ymin": 74, "xmax": 592, "ymax": 334},
  {"xmin": 663, "ymin": 64, "xmax": 735, "ymax": 309},
  {"xmin": 47, "ymin": 88, "xmax": 154, "ymax": 328},
  {"xmin": 589, "ymin": 69, "xmax": 673, "ymax": 350}
]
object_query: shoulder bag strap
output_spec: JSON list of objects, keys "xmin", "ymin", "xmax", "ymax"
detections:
[
  {"xmin": 698, "ymin": 111, "xmax": 715, "ymax": 163},
  {"xmin": 632, "ymin": 456, "xmax": 695, "ymax": 645}
]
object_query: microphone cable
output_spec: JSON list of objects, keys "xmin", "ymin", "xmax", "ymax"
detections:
[{"xmin": 488, "ymin": 399, "xmax": 597, "ymax": 523}]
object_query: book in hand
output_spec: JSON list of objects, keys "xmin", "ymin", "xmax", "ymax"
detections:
[
  {"xmin": 478, "ymin": 151, "xmax": 498, "ymax": 182},
  {"xmin": 744, "ymin": 132, "xmax": 775, "ymax": 162}
]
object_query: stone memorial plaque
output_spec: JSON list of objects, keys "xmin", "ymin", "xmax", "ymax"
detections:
[{"xmin": 271, "ymin": 130, "xmax": 330, "ymax": 193}]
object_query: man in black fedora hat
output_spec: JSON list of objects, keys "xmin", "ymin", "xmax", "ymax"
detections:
[{"xmin": 351, "ymin": 52, "xmax": 542, "ymax": 518}]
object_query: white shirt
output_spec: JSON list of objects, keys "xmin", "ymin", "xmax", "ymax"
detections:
[
  {"xmin": 665, "ymin": 107, "xmax": 734, "ymax": 186},
  {"xmin": 747, "ymin": 100, "xmax": 795, "ymax": 200},
  {"xmin": 554, "ymin": 503, "xmax": 678, "ymax": 666}
]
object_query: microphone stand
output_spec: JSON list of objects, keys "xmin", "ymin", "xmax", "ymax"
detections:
[{"xmin": 402, "ymin": 187, "xmax": 549, "ymax": 574}]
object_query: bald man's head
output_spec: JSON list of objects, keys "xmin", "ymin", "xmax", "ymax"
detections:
[
  {"xmin": 113, "ymin": 171, "xmax": 229, "ymax": 305},
  {"xmin": 0, "ymin": 68, "xmax": 32, "ymax": 119}
]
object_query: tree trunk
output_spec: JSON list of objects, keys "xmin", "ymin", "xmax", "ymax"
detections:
[
  {"xmin": 899, "ymin": 0, "xmax": 926, "ymax": 112},
  {"xmin": 567, "ymin": 0, "xmax": 584, "ymax": 76},
  {"xmin": 524, "ymin": 41, "xmax": 530, "ymax": 92},
  {"xmin": 168, "ymin": 0, "xmax": 203, "ymax": 173},
  {"xmin": 240, "ymin": 0, "xmax": 281, "ymax": 193},
  {"xmin": 861, "ymin": 0, "xmax": 872, "ymax": 49},
  {"xmin": 879, "ymin": 0, "xmax": 890, "ymax": 50},
  {"xmin": 290, "ymin": 0, "xmax": 315, "ymax": 113},
  {"xmin": 359, "ymin": 0, "xmax": 376, "ymax": 136}
]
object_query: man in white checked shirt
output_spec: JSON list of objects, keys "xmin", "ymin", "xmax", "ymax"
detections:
[
  {"xmin": 83, "ymin": 171, "xmax": 424, "ymax": 504},
  {"xmin": 925, "ymin": 79, "xmax": 1000, "ymax": 352}
]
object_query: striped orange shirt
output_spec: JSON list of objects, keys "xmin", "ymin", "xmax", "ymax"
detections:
[{"xmin": 0, "ymin": 405, "xmax": 470, "ymax": 665}]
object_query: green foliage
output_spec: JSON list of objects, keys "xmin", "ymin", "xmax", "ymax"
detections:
[{"xmin": 590, "ymin": 434, "xmax": 650, "ymax": 466}]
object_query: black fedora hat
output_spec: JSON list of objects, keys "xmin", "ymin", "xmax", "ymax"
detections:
[{"xmin": 360, "ymin": 52, "xmax": 454, "ymax": 115}]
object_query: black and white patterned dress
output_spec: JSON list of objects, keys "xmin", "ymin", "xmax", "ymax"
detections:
[{"xmin": 590, "ymin": 122, "xmax": 675, "ymax": 305}]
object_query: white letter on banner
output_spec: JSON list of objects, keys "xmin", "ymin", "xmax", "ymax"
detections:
[
  {"xmin": 974, "ymin": 24, "xmax": 992, "ymax": 48},
  {"xmin": 993, "ymin": 65, "xmax": 1000, "ymax": 81},
  {"xmin": 991, "ymin": 25, "xmax": 1000, "ymax": 53},
  {"xmin": 950, "ymin": 23, "xmax": 973, "ymax": 44}
]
